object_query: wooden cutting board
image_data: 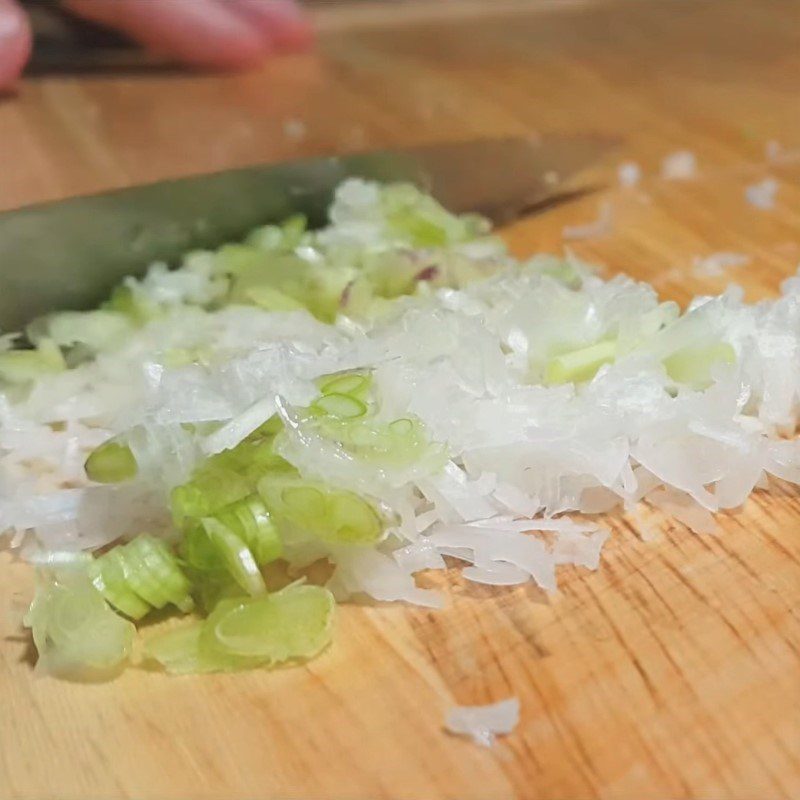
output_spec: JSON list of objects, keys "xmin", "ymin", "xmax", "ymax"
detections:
[{"xmin": 1, "ymin": 2, "xmax": 799, "ymax": 798}]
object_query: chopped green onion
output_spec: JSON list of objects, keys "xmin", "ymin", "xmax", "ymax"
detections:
[
  {"xmin": 282, "ymin": 485, "xmax": 326, "ymax": 517},
  {"xmin": 171, "ymin": 470, "xmax": 251, "ymax": 528},
  {"xmin": 214, "ymin": 495, "xmax": 283, "ymax": 565},
  {"xmin": 144, "ymin": 620, "xmax": 260, "ymax": 674},
  {"xmin": 29, "ymin": 310, "xmax": 132, "ymax": 355},
  {"xmin": 123, "ymin": 535, "xmax": 194, "ymax": 612},
  {"xmin": 144, "ymin": 584, "xmax": 334, "ymax": 675},
  {"xmin": 181, "ymin": 523, "xmax": 221, "ymax": 571},
  {"xmin": 244, "ymin": 286, "xmax": 306, "ymax": 312},
  {"xmin": 0, "ymin": 339, "xmax": 65, "ymax": 385},
  {"xmin": 201, "ymin": 518, "xmax": 266, "ymax": 597},
  {"xmin": 388, "ymin": 418, "xmax": 414, "ymax": 436},
  {"xmin": 93, "ymin": 535, "xmax": 193, "ymax": 617},
  {"xmin": 87, "ymin": 551, "xmax": 150, "ymax": 620},
  {"xmin": 171, "ymin": 436, "xmax": 296, "ymax": 529},
  {"xmin": 227, "ymin": 252, "xmax": 351, "ymax": 323},
  {"xmin": 24, "ymin": 574, "xmax": 135, "ymax": 677},
  {"xmin": 382, "ymin": 183, "xmax": 464, "ymax": 247},
  {"xmin": 198, "ymin": 574, "xmax": 244, "ymax": 616},
  {"xmin": 328, "ymin": 494, "xmax": 383, "ymax": 544},
  {"xmin": 201, "ymin": 584, "xmax": 335, "ymax": 664},
  {"xmin": 181, "ymin": 521, "xmax": 258, "ymax": 613},
  {"xmin": 246, "ymin": 414, "xmax": 284, "ymax": 441},
  {"xmin": 312, "ymin": 393, "xmax": 368, "ymax": 419},
  {"xmin": 117, "ymin": 542, "xmax": 171, "ymax": 609},
  {"xmin": 101, "ymin": 286, "xmax": 157, "ymax": 324},
  {"xmin": 142, "ymin": 622, "xmax": 212, "ymax": 675},
  {"xmin": 215, "ymin": 244, "xmax": 268, "ymax": 277},
  {"xmin": 259, "ymin": 478, "xmax": 383, "ymax": 545},
  {"xmin": 315, "ymin": 414, "xmax": 442, "ymax": 469},
  {"xmin": 84, "ymin": 440, "xmax": 138, "ymax": 484},
  {"xmin": 545, "ymin": 340, "xmax": 617, "ymax": 385},
  {"xmin": 245, "ymin": 214, "xmax": 307, "ymax": 252},
  {"xmin": 664, "ymin": 342, "xmax": 736, "ymax": 388},
  {"xmin": 318, "ymin": 372, "xmax": 372, "ymax": 400}
]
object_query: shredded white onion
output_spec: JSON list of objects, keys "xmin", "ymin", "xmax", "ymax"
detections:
[
  {"xmin": 692, "ymin": 252, "xmax": 750, "ymax": 279},
  {"xmin": 445, "ymin": 698, "xmax": 520, "ymax": 747},
  {"xmin": 562, "ymin": 201, "xmax": 612, "ymax": 241},
  {"xmin": 2, "ymin": 179, "xmax": 800, "ymax": 612},
  {"xmin": 617, "ymin": 161, "xmax": 642, "ymax": 188},
  {"xmin": 661, "ymin": 150, "xmax": 697, "ymax": 180},
  {"xmin": 746, "ymin": 178, "xmax": 778, "ymax": 210}
]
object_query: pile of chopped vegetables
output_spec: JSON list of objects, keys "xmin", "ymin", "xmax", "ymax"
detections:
[{"xmin": 2, "ymin": 179, "xmax": 799, "ymax": 680}]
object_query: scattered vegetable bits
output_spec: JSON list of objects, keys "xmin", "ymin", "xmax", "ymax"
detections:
[{"xmin": 0, "ymin": 179, "xmax": 798, "ymax": 682}]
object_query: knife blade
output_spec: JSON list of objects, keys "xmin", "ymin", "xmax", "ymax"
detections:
[{"xmin": 0, "ymin": 136, "xmax": 612, "ymax": 330}]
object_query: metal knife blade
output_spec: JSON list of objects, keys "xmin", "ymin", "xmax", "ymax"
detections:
[{"xmin": 0, "ymin": 136, "xmax": 612, "ymax": 330}]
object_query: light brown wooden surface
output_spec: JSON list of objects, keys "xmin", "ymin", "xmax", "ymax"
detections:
[{"xmin": 2, "ymin": 2, "xmax": 800, "ymax": 799}]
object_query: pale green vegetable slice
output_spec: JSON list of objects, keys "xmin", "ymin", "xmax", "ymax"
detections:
[
  {"xmin": 227, "ymin": 252, "xmax": 351, "ymax": 323},
  {"xmin": 101, "ymin": 285, "xmax": 158, "ymax": 324},
  {"xmin": 282, "ymin": 484, "xmax": 326, "ymax": 517},
  {"xmin": 201, "ymin": 518, "xmax": 266, "ymax": 597},
  {"xmin": 25, "ymin": 575, "xmax": 134, "ymax": 677},
  {"xmin": 245, "ymin": 213, "xmax": 307, "ymax": 253},
  {"xmin": 215, "ymin": 243, "xmax": 267, "ymax": 276},
  {"xmin": 143, "ymin": 586, "xmax": 332, "ymax": 675},
  {"xmin": 0, "ymin": 339, "xmax": 65, "ymax": 385},
  {"xmin": 88, "ymin": 551, "xmax": 151, "ymax": 620},
  {"xmin": 170, "ymin": 435, "xmax": 295, "ymax": 528},
  {"xmin": 202, "ymin": 584, "xmax": 335, "ymax": 663},
  {"xmin": 145, "ymin": 619, "xmax": 264, "ymax": 675},
  {"xmin": 84, "ymin": 440, "xmax": 138, "ymax": 484},
  {"xmin": 381, "ymin": 183, "xmax": 477, "ymax": 247},
  {"xmin": 664, "ymin": 342, "xmax": 736, "ymax": 388},
  {"xmin": 311, "ymin": 393, "xmax": 368, "ymax": 419},
  {"xmin": 259, "ymin": 478, "xmax": 383, "ymax": 545},
  {"xmin": 29, "ymin": 310, "xmax": 132, "ymax": 355},
  {"xmin": 113, "ymin": 535, "xmax": 193, "ymax": 612},
  {"xmin": 388, "ymin": 418, "xmax": 414, "ymax": 436},
  {"xmin": 124, "ymin": 536, "xmax": 194, "ymax": 612},
  {"xmin": 545, "ymin": 340, "xmax": 617, "ymax": 385},
  {"xmin": 143, "ymin": 621, "xmax": 259, "ymax": 674},
  {"xmin": 318, "ymin": 372, "xmax": 372, "ymax": 400},
  {"xmin": 170, "ymin": 470, "xmax": 252, "ymax": 528},
  {"xmin": 142, "ymin": 623, "xmax": 217, "ymax": 675},
  {"xmin": 328, "ymin": 494, "xmax": 383, "ymax": 544},
  {"xmin": 215, "ymin": 495, "xmax": 283, "ymax": 566},
  {"xmin": 244, "ymin": 285, "xmax": 306, "ymax": 312},
  {"xmin": 315, "ymin": 414, "xmax": 444, "ymax": 469}
]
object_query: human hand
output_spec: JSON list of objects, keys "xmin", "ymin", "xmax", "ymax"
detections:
[{"xmin": 0, "ymin": 0, "xmax": 313, "ymax": 91}]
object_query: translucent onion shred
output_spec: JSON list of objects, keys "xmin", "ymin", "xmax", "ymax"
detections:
[{"xmin": 2, "ymin": 178, "xmax": 799, "ymax": 681}]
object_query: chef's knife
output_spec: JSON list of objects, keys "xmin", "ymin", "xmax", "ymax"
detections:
[{"xmin": 0, "ymin": 136, "xmax": 612, "ymax": 330}]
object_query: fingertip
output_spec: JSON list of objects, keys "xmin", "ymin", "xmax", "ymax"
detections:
[
  {"xmin": 0, "ymin": 0, "xmax": 32, "ymax": 93},
  {"xmin": 65, "ymin": 0, "xmax": 271, "ymax": 71},
  {"xmin": 230, "ymin": 0, "xmax": 315, "ymax": 53}
]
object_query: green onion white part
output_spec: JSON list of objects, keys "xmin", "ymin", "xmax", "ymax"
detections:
[{"xmin": 0, "ymin": 178, "xmax": 798, "ymax": 680}]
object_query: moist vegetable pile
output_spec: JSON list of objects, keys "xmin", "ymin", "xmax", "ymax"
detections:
[{"xmin": 1, "ymin": 180, "xmax": 798, "ymax": 680}]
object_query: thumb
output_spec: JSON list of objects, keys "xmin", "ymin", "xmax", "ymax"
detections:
[{"xmin": 0, "ymin": 0, "xmax": 31, "ymax": 93}]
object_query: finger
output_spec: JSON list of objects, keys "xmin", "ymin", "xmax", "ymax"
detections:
[
  {"xmin": 228, "ymin": 0, "xmax": 314, "ymax": 52},
  {"xmin": 0, "ymin": 0, "xmax": 31, "ymax": 92},
  {"xmin": 64, "ymin": 0, "xmax": 270, "ymax": 69}
]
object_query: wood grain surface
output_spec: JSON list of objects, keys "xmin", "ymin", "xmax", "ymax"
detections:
[{"xmin": 1, "ymin": 2, "xmax": 800, "ymax": 799}]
